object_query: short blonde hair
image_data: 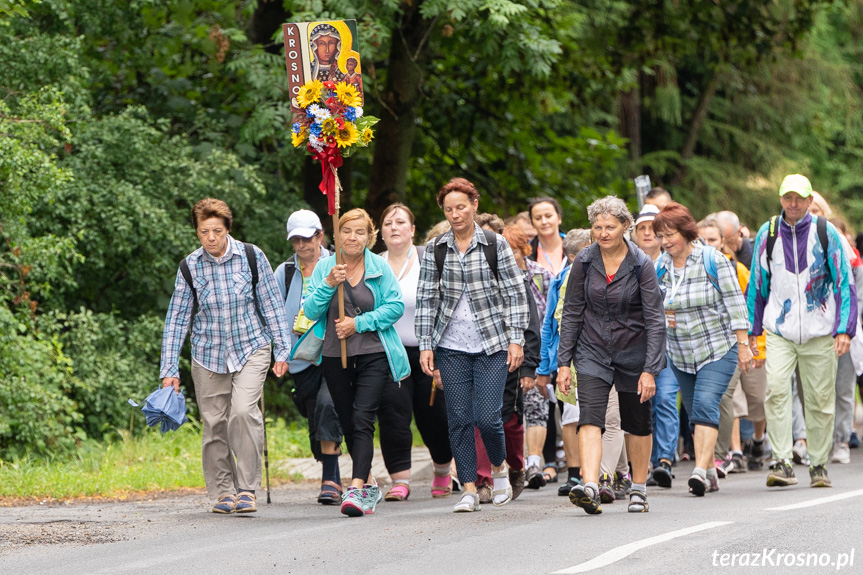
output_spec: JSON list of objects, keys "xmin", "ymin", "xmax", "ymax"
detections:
[{"xmin": 339, "ymin": 208, "xmax": 378, "ymax": 248}]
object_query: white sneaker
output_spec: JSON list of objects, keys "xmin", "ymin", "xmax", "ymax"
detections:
[{"xmin": 831, "ymin": 442, "xmax": 851, "ymax": 464}]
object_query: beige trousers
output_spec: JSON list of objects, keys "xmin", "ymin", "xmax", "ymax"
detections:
[
  {"xmin": 600, "ymin": 385, "xmax": 629, "ymax": 476},
  {"xmin": 192, "ymin": 345, "xmax": 270, "ymax": 499}
]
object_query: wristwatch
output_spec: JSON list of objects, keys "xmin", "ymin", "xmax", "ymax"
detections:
[
  {"xmin": 737, "ymin": 340, "xmax": 750, "ymax": 346},
  {"xmin": 514, "ymin": 338, "xmax": 525, "ymax": 346}
]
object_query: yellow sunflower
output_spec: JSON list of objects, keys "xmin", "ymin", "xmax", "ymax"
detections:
[
  {"xmin": 321, "ymin": 118, "xmax": 338, "ymax": 134},
  {"xmin": 361, "ymin": 127, "xmax": 374, "ymax": 145},
  {"xmin": 296, "ymin": 80, "xmax": 323, "ymax": 108},
  {"xmin": 335, "ymin": 123, "xmax": 359, "ymax": 148},
  {"xmin": 335, "ymin": 82, "xmax": 362, "ymax": 107},
  {"xmin": 291, "ymin": 127, "xmax": 307, "ymax": 148}
]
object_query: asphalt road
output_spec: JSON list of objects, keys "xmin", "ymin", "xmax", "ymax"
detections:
[{"xmin": 2, "ymin": 452, "xmax": 862, "ymax": 575}]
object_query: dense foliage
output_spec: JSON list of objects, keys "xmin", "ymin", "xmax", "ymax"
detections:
[{"xmin": 2, "ymin": 0, "xmax": 863, "ymax": 458}]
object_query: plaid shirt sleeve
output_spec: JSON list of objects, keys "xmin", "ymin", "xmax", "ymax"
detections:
[
  {"xmin": 415, "ymin": 240, "xmax": 439, "ymax": 352},
  {"xmin": 253, "ymin": 247, "xmax": 293, "ymax": 363},
  {"xmin": 159, "ymin": 267, "xmax": 194, "ymax": 379},
  {"xmin": 497, "ymin": 238, "xmax": 530, "ymax": 344}
]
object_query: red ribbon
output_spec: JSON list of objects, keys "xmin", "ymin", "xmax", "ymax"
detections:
[{"xmin": 310, "ymin": 144, "xmax": 343, "ymax": 215}]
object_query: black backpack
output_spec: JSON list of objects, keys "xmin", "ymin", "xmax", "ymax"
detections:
[
  {"xmin": 433, "ymin": 229, "xmax": 499, "ymax": 281},
  {"xmin": 765, "ymin": 215, "xmax": 829, "ymax": 282},
  {"xmin": 179, "ymin": 242, "xmax": 264, "ymax": 324}
]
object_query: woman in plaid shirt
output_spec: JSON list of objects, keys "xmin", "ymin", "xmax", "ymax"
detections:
[
  {"xmin": 653, "ymin": 203, "xmax": 753, "ymax": 497},
  {"xmin": 415, "ymin": 177, "xmax": 530, "ymax": 513}
]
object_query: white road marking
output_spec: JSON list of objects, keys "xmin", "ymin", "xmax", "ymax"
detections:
[
  {"xmin": 765, "ymin": 488, "xmax": 863, "ymax": 511},
  {"xmin": 552, "ymin": 521, "xmax": 732, "ymax": 574}
]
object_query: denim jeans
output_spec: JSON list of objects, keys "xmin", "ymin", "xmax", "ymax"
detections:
[
  {"xmin": 650, "ymin": 359, "xmax": 680, "ymax": 467},
  {"xmin": 670, "ymin": 346, "xmax": 737, "ymax": 430}
]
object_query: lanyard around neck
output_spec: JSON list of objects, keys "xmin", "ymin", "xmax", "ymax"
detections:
[{"xmin": 667, "ymin": 264, "xmax": 686, "ymax": 305}]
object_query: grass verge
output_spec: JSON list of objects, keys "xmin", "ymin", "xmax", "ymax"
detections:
[{"xmin": 0, "ymin": 418, "xmax": 313, "ymax": 501}]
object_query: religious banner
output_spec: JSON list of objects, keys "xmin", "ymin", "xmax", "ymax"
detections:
[
  {"xmin": 283, "ymin": 18, "xmax": 377, "ymax": 369},
  {"xmin": 283, "ymin": 19, "xmax": 365, "ymax": 112}
]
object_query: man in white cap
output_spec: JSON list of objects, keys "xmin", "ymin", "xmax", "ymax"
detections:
[
  {"xmin": 274, "ymin": 210, "xmax": 344, "ymax": 504},
  {"xmin": 633, "ymin": 204, "xmax": 661, "ymax": 262},
  {"xmin": 747, "ymin": 174, "xmax": 857, "ymax": 489}
]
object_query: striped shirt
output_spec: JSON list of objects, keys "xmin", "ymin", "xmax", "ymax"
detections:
[
  {"xmin": 415, "ymin": 223, "xmax": 530, "ymax": 355},
  {"xmin": 159, "ymin": 236, "xmax": 292, "ymax": 378},
  {"xmin": 657, "ymin": 242, "xmax": 750, "ymax": 374}
]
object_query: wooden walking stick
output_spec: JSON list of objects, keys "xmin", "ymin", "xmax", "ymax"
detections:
[{"xmin": 260, "ymin": 393, "xmax": 271, "ymax": 504}]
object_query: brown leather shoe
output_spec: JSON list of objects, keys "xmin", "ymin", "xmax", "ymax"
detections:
[{"xmin": 510, "ymin": 468, "xmax": 526, "ymax": 501}]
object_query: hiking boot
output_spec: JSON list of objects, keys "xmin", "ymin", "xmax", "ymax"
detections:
[
  {"xmin": 341, "ymin": 487, "xmax": 365, "ymax": 517},
  {"xmin": 569, "ymin": 484, "xmax": 602, "ymax": 515},
  {"xmin": 652, "ymin": 460, "xmax": 673, "ymax": 488},
  {"xmin": 707, "ymin": 474, "xmax": 720, "ymax": 493},
  {"xmin": 509, "ymin": 468, "xmax": 526, "ymax": 501},
  {"xmin": 749, "ymin": 439, "xmax": 765, "ymax": 471},
  {"xmin": 598, "ymin": 473, "xmax": 615, "ymax": 503},
  {"xmin": 831, "ymin": 443, "xmax": 851, "ymax": 465},
  {"xmin": 766, "ymin": 460, "xmax": 798, "ymax": 487},
  {"xmin": 525, "ymin": 464, "xmax": 545, "ymax": 489},
  {"xmin": 361, "ymin": 484, "xmax": 382, "ymax": 515},
  {"xmin": 646, "ymin": 471, "xmax": 658, "ymax": 487},
  {"xmin": 558, "ymin": 475, "xmax": 583, "ymax": 496},
  {"xmin": 792, "ymin": 440, "xmax": 810, "ymax": 466},
  {"xmin": 729, "ymin": 452, "xmax": 747, "ymax": 474},
  {"xmin": 716, "ymin": 457, "xmax": 732, "ymax": 478},
  {"xmin": 688, "ymin": 473, "xmax": 708, "ymax": 497},
  {"xmin": 809, "ymin": 465, "xmax": 832, "ymax": 488},
  {"xmin": 612, "ymin": 472, "xmax": 632, "ymax": 499}
]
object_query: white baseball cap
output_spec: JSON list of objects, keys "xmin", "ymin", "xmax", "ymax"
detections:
[
  {"xmin": 635, "ymin": 204, "xmax": 661, "ymax": 227},
  {"xmin": 286, "ymin": 209, "xmax": 322, "ymax": 240}
]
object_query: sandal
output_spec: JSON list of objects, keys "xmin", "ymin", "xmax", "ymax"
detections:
[
  {"xmin": 235, "ymin": 491, "xmax": 257, "ymax": 513},
  {"xmin": 628, "ymin": 490, "xmax": 649, "ymax": 513},
  {"xmin": 317, "ymin": 480, "xmax": 342, "ymax": 505},
  {"xmin": 431, "ymin": 471, "xmax": 453, "ymax": 498},
  {"xmin": 491, "ymin": 464, "xmax": 512, "ymax": 507},
  {"xmin": 384, "ymin": 482, "xmax": 411, "ymax": 501},
  {"xmin": 542, "ymin": 465, "xmax": 559, "ymax": 484},
  {"xmin": 212, "ymin": 493, "xmax": 236, "ymax": 514}
]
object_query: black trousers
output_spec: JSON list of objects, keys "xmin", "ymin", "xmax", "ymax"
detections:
[
  {"xmin": 379, "ymin": 347, "xmax": 453, "ymax": 474},
  {"xmin": 322, "ymin": 353, "xmax": 392, "ymax": 481},
  {"xmin": 290, "ymin": 364, "xmax": 342, "ymax": 461}
]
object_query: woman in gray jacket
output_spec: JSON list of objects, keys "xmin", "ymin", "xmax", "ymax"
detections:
[{"xmin": 557, "ymin": 196, "xmax": 666, "ymax": 514}]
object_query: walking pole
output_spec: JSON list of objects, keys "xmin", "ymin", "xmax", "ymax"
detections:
[{"xmin": 261, "ymin": 393, "xmax": 272, "ymax": 504}]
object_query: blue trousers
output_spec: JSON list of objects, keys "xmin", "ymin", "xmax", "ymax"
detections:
[
  {"xmin": 670, "ymin": 346, "xmax": 737, "ymax": 430},
  {"xmin": 651, "ymin": 360, "xmax": 680, "ymax": 467},
  {"xmin": 435, "ymin": 347, "xmax": 508, "ymax": 484}
]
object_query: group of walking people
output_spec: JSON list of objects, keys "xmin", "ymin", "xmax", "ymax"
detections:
[{"xmin": 159, "ymin": 172, "xmax": 861, "ymax": 517}]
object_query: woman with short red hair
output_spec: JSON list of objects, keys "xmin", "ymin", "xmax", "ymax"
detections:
[{"xmin": 653, "ymin": 202, "xmax": 753, "ymax": 496}]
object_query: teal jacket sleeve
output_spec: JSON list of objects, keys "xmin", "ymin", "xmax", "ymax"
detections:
[{"xmin": 303, "ymin": 256, "xmax": 336, "ymax": 321}]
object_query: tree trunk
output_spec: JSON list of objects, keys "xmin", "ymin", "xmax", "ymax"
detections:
[
  {"xmin": 619, "ymin": 86, "xmax": 641, "ymax": 164},
  {"xmin": 366, "ymin": 4, "xmax": 431, "ymax": 236},
  {"xmin": 672, "ymin": 67, "xmax": 720, "ymax": 185}
]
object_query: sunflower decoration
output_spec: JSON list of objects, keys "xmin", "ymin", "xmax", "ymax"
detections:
[
  {"xmin": 320, "ymin": 117, "xmax": 338, "ymax": 135},
  {"xmin": 291, "ymin": 78, "xmax": 378, "ymax": 159},
  {"xmin": 296, "ymin": 79, "xmax": 323, "ymax": 108},
  {"xmin": 335, "ymin": 82, "xmax": 362, "ymax": 108},
  {"xmin": 335, "ymin": 123, "xmax": 359, "ymax": 148},
  {"xmin": 291, "ymin": 127, "xmax": 307, "ymax": 148}
]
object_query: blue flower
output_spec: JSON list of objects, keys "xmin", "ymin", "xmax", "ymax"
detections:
[
  {"xmin": 292, "ymin": 122, "xmax": 301, "ymax": 134},
  {"xmin": 344, "ymin": 107, "xmax": 357, "ymax": 122},
  {"xmin": 309, "ymin": 122, "xmax": 323, "ymax": 136}
]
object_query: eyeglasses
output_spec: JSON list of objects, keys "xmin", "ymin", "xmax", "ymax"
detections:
[
  {"xmin": 290, "ymin": 234, "xmax": 319, "ymax": 244},
  {"xmin": 654, "ymin": 230, "xmax": 680, "ymax": 242}
]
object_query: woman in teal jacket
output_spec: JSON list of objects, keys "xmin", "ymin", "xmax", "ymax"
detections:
[{"xmin": 290, "ymin": 208, "xmax": 409, "ymax": 518}]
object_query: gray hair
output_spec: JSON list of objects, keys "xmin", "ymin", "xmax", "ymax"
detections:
[
  {"xmin": 716, "ymin": 211, "xmax": 740, "ymax": 234},
  {"xmin": 587, "ymin": 196, "xmax": 634, "ymax": 229},
  {"xmin": 563, "ymin": 229, "xmax": 592, "ymax": 257}
]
